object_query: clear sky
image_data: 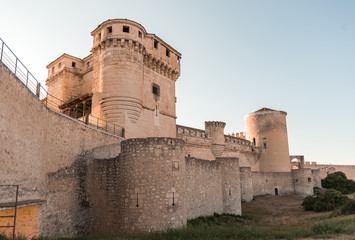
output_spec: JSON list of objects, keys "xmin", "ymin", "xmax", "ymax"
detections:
[{"xmin": 1, "ymin": 0, "xmax": 354, "ymax": 165}]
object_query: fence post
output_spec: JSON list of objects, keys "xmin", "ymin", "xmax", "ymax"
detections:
[
  {"xmin": 85, "ymin": 114, "xmax": 89, "ymax": 125},
  {"xmin": 14, "ymin": 58, "xmax": 18, "ymax": 75},
  {"xmin": 36, "ymin": 83, "xmax": 41, "ymax": 97},
  {"xmin": 26, "ymin": 71, "xmax": 29, "ymax": 87},
  {"xmin": 0, "ymin": 41, "xmax": 4, "ymax": 61},
  {"xmin": 13, "ymin": 185, "xmax": 19, "ymax": 240}
]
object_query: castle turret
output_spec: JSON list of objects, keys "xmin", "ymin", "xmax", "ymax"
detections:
[
  {"xmin": 205, "ymin": 121, "xmax": 226, "ymax": 157},
  {"xmin": 245, "ymin": 108, "xmax": 291, "ymax": 172},
  {"xmin": 46, "ymin": 19, "xmax": 181, "ymax": 139},
  {"xmin": 91, "ymin": 20, "xmax": 145, "ymax": 127},
  {"xmin": 90, "ymin": 19, "xmax": 181, "ymax": 138}
]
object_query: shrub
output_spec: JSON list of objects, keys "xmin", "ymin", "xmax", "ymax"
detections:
[
  {"xmin": 302, "ymin": 195, "xmax": 317, "ymax": 211},
  {"xmin": 341, "ymin": 199, "xmax": 355, "ymax": 215},
  {"xmin": 302, "ymin": 189, "xmax": 348, "ymax": 212},
  {"xmin": 321, "ymin": 171, "xmax": 355, "ymax": 194},
  {"xmin": 313, "ymin": 186, "xmax": 320, "ymax": 195}
]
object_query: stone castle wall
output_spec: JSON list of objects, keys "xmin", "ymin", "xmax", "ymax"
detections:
[
  {"xmin": 251, "ymin": 169, "xmax": 321, "ymax": 197},
  {"xmin": 176, "ymin": 125, "xmax": 258, "ymax": 168},
  {"xmin": 116, "ymin": 138, "xmax": 186, "ymax": 232},
  {"xmin": 185, "ymin": 157, "xmax": 223, "ymax": 219},
  {"xmin": 252, "ymin": 172, "xmax": 295, "ymax": 196},
  {"xmin": 292, "ymin": 168, "xmax": 321, "ymax": 196},
  {"xmin": 0, "ymin": 62, "xmax": 122, "ymax": 237},
  {"xmin": 240, "ymin": 167, "xmax": 253, "ymax": 202},
  {"xmin": 303, "ymin": 162, "xmax": 355, "ymax": 180}
]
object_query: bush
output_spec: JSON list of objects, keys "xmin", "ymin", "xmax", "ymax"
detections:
[
  {"xmin": 321, "ymin": 171, "xmax": 355, "ymax": 194},
  {"xmin": 341, "ymin": 199, "xmax": 355, "ymax": 215},
  {"xmin": 313, "ymin": 186, "xmax": 320, "ymax": 195},
  {"xmin": 302, "ymin": 189, "xmax": 348, "ymax": 212}
]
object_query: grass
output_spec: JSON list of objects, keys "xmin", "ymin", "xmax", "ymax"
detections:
[
  {"xmin": 2, "ymin": 195, "xmax": 355, "ymax": 240},
  {"xmin": 124, "ymin": 214, "xmax": 355, "ymax": 240},
  {"xmin": 3, "ymin": 214, "xmax": 355, "ymax": 240}
]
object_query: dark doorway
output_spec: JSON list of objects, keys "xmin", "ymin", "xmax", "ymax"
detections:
[{"xmin": 275, "ymin": 188, "xmax": 279, "ymax": 196}]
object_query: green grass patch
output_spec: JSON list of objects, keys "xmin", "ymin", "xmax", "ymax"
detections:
[{"xmin": 2, "ymin": 212, "xmax": 355, "ymax": 240}]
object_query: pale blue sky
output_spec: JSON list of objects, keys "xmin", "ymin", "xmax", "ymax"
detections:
[{"xmin": 1, "ymin": 0, "xmax": 354, "ymax": 165}]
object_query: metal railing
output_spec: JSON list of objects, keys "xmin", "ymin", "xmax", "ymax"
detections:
[
  {"xmin": 0, "ymin": 38, "xmax": 124, "ymax": 137},
  {"xmin": 0, "ymin": 185, "xmax": 19, "ymax": 240}
]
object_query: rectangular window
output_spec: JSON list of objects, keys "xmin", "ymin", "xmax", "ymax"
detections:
[
  {"xmin": 123, "ymin": 26, "xmax": 130, "ymax": 33},
  {"xmin": 107, "ymin": 26, "xmax": 112, "ymax": 34},
  {"xmin": 152, "ymin": 84, "xmax": 160, "ymax": 96},
  {"xmin": 154, "ymin": 40, "xmax": 158, "ymax": 49},
  {"xmin": 166, "ymin": 49, "xmax": 170, "ymax": 57},
  {"xmin": 72, "ymin": 62, "xmax": 76, "ymax": 68},
  {"xmin": 58, "ymin": 62, "xmax": 61, "ymax": 68},
  {"xmin": 138, "ymin": 31, "xmax": 142, "ymax": 38},
  {"xmin": 98, "ymin": 33, "xmax": 101, "ymax": 41}
]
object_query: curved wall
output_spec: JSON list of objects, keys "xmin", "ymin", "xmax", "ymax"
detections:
[
  {"xmin": 117, "ymin": 138, "xmax": 186, "ymax": 232},
  {"xmin": 94, "ymin": 22, "xmax": 145, "ymax": 125},
  {"xmin": 245, "ymin": 109, "xmax": 290, "ymax": 172}
]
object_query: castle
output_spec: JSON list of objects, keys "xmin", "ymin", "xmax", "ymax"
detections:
[{"xmin": 1, "ymin": 19, "xmax": 354, "ymax": 238}]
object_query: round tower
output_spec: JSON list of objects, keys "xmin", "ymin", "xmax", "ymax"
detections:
[
  {"xmin": 205, "ymin": 121, "xmax": 226, "ymax": 157},
  {"xmin": 244, "ymin": 108, "xmax": 290, "ymax": 172},
  {"xmin": 91, "ymin": 20, "xmax": 146, "ymax": 126},
  {"xmin": 118, "ymin": 138, "xmax": 186, "ymax": 232}
]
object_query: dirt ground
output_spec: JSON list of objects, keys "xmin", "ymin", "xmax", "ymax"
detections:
[
  {"xmin": 242, "ymin": 195, "xmax": 328, "ymax": 228},
  {"xmin": 242, "ymin": 194, "xmax": 355, "ymax": 239}
]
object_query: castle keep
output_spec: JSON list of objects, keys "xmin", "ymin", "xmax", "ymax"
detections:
[
  {"xmin": 46, "ymin": 19, "xmax": 181, "ymax": 139},
  {"xmin": 1, "ymin": 19, "xmax": 352, "ymax": 238}
]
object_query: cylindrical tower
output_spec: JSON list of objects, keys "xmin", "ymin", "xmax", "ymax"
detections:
[
  {"xmin": 205, "ymin": 121, "xmax": 226, "ymax": 157},
  {"xmin": 91, "ymin": 20, "xmax": 146, "ymax": 125},
  {"xmin": 117, "ymin": 138, "xmax": 186, "ymax": 232},
  {"xmin": 245, "ymin": 108, "xmax": 291, "ymax": 172}
]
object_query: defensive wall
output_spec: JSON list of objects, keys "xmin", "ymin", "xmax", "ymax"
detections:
[
  {"xmin": 239, "ymin": 168, "xmax": 321, "ymax": 198},
  {"xmin": 0, "ymin": 61, "xmax": 123, "ymax": 237},
  {"xmin": 303, "ymin": 162, "xmax": 355, "ymax": 180},
  {"xmin": 44, "ymin": 138, "xmax": 241, "ymax": 237},
  {"xmin": 176, "ymin": 124, "xmax": 259, "ymax": 169}
]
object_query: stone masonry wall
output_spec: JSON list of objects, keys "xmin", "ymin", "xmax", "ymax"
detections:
[
  {"xmin": 218, "ymin": 157, "xmax": 241, "ymax": 215},
  {"xmin": 116, "ymin": 138, "xmax": 186, "ymax": 232},
  {"xmin": 292, "ymin": 168, "xmax": 321, "ymax": 196},
  {"xmin": 240, "ymin": 167, "xmax": 253, "ymax": 202},
  {"xmin": 303, "ymin": 163, "xmax": 355, "ymax": 180},
  {"xmin": 252, "ymin": 172, "xmax": 295, "ymax": 196},
  {"xmin": 185, "ymin": 157, "xmax": 223, "ymax": 219},
  {"xmin": 0, "ymin": 62, "xmax": 122, "ymax": 237},
  {"xmin": 185, "ymin": 157, "xmax": 241, "ymax": 219}
]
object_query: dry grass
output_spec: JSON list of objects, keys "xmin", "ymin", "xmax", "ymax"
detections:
[{"xmin": 2, "ymin": 194, "xmax": 355, "ymax": 240}]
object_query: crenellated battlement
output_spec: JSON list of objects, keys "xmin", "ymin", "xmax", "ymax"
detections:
[
  {"xmin": 92, "ymin": 37, "xmax": 146, "ymax": 53},
  {"xmin": 205, "ymin": 121, "xmax": 226, "ymax": 128},
  {"xmin": 121, "ymin": 137, "xmax": 185, "ymax": 148},
  {"xmin": 224, "ymin": 135, "xmax": 252, "ymax": 146},
  {"xmin": 143, "ymin": 53, "xmax": 180, "ymax": 81},
  {"xmin": 176, "ymin": 125, "xmax": 208, "ymax": 139},
  {"xmin": 91, "ymin": 37, "xmax": 180, "ymax": 81}
]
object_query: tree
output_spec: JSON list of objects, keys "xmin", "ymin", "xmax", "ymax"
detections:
[{"xmin": 321, "ymin": 171, "xmax": 355, "ymax": 194}]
